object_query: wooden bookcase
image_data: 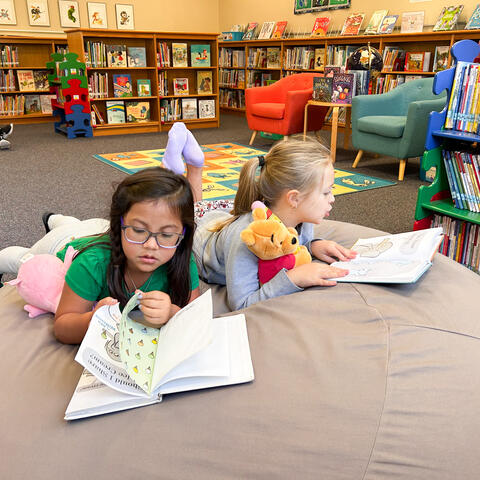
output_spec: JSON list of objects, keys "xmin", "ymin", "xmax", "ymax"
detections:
[
  {"xmin": 66, "ymin": 29, "xmax": 219, "ymax": 136},
  {"xmin": 0, "ymin": 35, "xmax": 68, "ymax": 124}
]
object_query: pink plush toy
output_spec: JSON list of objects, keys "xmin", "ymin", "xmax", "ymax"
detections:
[{"xmin": 7, "ymin": 246, "xmax": 76, "ymax": 318}]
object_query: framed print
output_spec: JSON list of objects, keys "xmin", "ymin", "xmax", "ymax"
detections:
[
  {"xmin": 115, "ymin": 4, "xmax": 134, "ymax": 30},
  {"xmin": 87, "ymin": 2, "xmax": 107, "ymax": 29},
  {"xmin": 27, "ymin": 0, "xmax": 50, "ymax": 26},
  {"xmin": 0, "ymin": 0, "xmax": 16, "ymax": 24},
  {"xmin": 58, "ymin": 0, "xmax": 80, "ymax": 28}
]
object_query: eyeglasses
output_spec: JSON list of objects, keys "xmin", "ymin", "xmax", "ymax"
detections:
[{"xmin": 121, "ymin": 218, "xmax": 185, "ymax": 249}]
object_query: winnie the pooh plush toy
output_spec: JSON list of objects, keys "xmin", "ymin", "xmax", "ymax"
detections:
[{"xmin": 240, "ymin": 202, "xmax": 311, "ymax": 284}]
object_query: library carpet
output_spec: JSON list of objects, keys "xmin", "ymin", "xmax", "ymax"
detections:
[{"xmin": 93, "ymin": 142, "xmax": 396, "ymax": 201}]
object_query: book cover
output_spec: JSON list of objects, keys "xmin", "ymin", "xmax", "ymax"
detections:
[
  {"xmin": 364, "ymin": 10, "xmax": 388, "ymax": 35},
  {"xmin": 266, "ymin": 48, "xmax": 281, "ymax": 68},
  {"xmin": 127, "ymin": 46, "xmax": 147, "ymax": 67},
  {"xmin": 197, "ymin": 71, "xmax": 213, "ymax": 94},
  {"xmin": 341, "ymin": 13, "xmax": 365, "ymax": 36},
  {"xmin": 126, "ymin": 101, "xmax": 150, "ymax": 122},
  {"xmin": 258, "ymin": 21, "xmax": 276, "ymax": 40},
  {"xmin": 314, "ymin": 48, "xmax": 325, "ymax": 70},
  {"xmin": 191, "ymin": 44, "xmax": 211, "ymax": 67},
  {"xmin": 33, "ymin": 70, "xmax": 49, "ymax": 91},
  {"xmin": 182, "ymin": 97, "xmax": 198, "ymax": 119},
  {"xmin": 466, "ymin": 4, "xmax": 480, "ymax": 29},
  {"xmin": 17, "ymin": 70, "xmax": 35, "ymax": 91},
  {"xmin": 313, "ymin": 76, "xmax": 333, "ymax": 102},
  {"xmin": 173, "ymin": 77, "xmax": 189, "ymax": 95},
  {"xmin": 91, "ymin": 104, "xmax": 105, "ymax": 124},
  {"xmin": 433, "ymin": 46, "xmax": 450, "ymax": 72},
  {"xmin": 405, "ymin": 52, "xmax": 425, "ymax": 72},
  {"xmin": 107, "ymin": 45, "xmax": 127, "ymax": 67},
  {"xmin": 311, "ymin": 17, "xmax": 330, "ymax": 36},
  {"xmin": 378, "ymin": 14, "xmax": 398, "ymax": 34},
  {"xmin": 40, "ymin": 94, "xmax": 55, "ymax": 114},
  {"xmin": 433, "ymin": 5, "xmax": 464, "ymax": 31},
  {"xmin": 332, "ymin": 73, "xmax": 354, "ymax": 104},
  {"xmin": 113, "ymin": 74, "xmax": 133, "ymax": 97},
  {"xmin": 242, "ymin": 22, "xmax": 258, "ymax": 40},
  {"xmin": 324, "ymin": 66, "xmax": 341, "ymax": 78},
  {"xmin": 271, "ymin": 21, "xmax": 287, "ymax": 39},
  {"xmin": 172, "ymin": 43, "xmax": 188, "ymax": 67},
  {"xmin": 198, "ymin": 99, "xmax": 215, "ymax": 118},
  {"xmin": 24, "ymin": 95, "xmax": 41, "ymax": 114},
  {"xmin": 137, "ymin": 79, "xmax": 151, "ymax": 96},
  {"xmin": 401, "ymin": 11, "xmax": 425, "ymax": 33},
  {"xmin": 106, "ymin": 100, "xmax": 126, "ymax": 123}
]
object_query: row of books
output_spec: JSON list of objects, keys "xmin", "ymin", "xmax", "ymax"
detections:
[
  {"xmin": 158, "ymin": 71, "xmax": 168, "ymax": 96},
  {"xmin": 0, "ymin": 93, "xmax": 54, "ymax": 116},
  {"xmin": 219, "ymin": 88, "xmax": 245, "ymax": 109},
  {"xmin": 284, "ymin": 47, "xmax": 320, "ymax": 71},
  {"xmin": 219, "ymin": 69, "xmax": 245, "ymax": 89},
  {"xmin": 88, "ymin": 72, "xmax": 109, "ymax": 99},
  {"xmin": 445, "ymin": 61, "xmax": 480, "ymax": 133},
  {"xmin": 374, "ymin": 74, "xmax": 424, "ymax": 95},
  {"xmin": 157, "ymin": 42, "xmax": 171, "ymax": 68},
  {"xmin": 247, "ymin": 48, "xmax": 281, "ymax": 69},
  {"xmin": 246, "ymin": 71, "xmax": 272, "ymax": 88},
  {"xmin": 442, "ymin": 150, "xmax": 480, "ymax": 214},
  {"xmin": 0, "ymin": 46, "xmax": 19, "ymax": 67},
  {"xmin": 236, "ymin": 21, "xmax": 288, "ymax": 41},
  {"xmin": 219, "ymin": 48, "xmax": 245, "ymax": 68},
  {"xmin": 431, "ymin": 214, "xmax": 480, "ymax": 274},
  {"xmin": 171, "ymin": 43, "xmax": 211, "ymax": 68},
  {"xmin": 160, "ymin": 98, "xmax": 215, "ymax": 123},
  {"xmin": 326, "ymin": 45, "xmax": 357, "ymax": 68},
  {"xmin": 93, "ymin": 100, "xmax": 151, "ymax": 125},
  {"xmin": 1, "ymin": 69, "xmax": 49, "ymax": 92}
]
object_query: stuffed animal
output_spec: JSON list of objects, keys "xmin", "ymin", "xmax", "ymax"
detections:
[
  {"xmin": 7, "ymin": 246, "xmax": 76, "ymax": 318},
  {"xmin": 240, "ymin": 202, "xmax": 311, "ymax": 284}
]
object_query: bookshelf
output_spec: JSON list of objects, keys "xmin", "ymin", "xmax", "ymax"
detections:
[
  {"xmin": 0, "ymin": 36, "xmax": 68, "ymax": 124},
  {"xmin": 66, "ymin": 29, "xmax": 219, "ymax": 136}
]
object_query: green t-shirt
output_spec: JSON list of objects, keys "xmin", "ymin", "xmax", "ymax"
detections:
[{"xmin": 56, "ymin": 235, "xmax": 199, "ymax": 302}]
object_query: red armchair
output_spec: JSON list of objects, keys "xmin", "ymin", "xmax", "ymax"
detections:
[{"xmin": 245, "ymin": 73, "xmax": 328, "ymax": 145}]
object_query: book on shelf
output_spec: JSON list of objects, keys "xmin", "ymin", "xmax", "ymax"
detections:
[
  {"xmin": 157, "ymin": 42, "xmax": 171, "ymax": 67},
  {"xmin": 258, "ymin": 21, "xmax": 276, "ymax": 39},
  {"xmin": 106, "ymin": 100, "xmax": 126, "ymax": 124},
  {"xmin": 181, "ymin": 97, "xmax": 197, "ymax": 119},
  {"xmin": 190, "ymin": 44, "xmax": 211, "ymax": 67},
  {"xmin": 378, "ymin": 14, "xmax": 398, "ymax": 34},
  {"xmin": 173, "ymin": 78, "xmax": 189, "ymax": 95},
  {"xmin": 330, "ymin": 228, "xmax": 444, "ymax": 284},
  {"xmin": 40, "ymin": 94, "xmax": 55, "ymax": 114},
  {"xmin": 127, "ymin": 46, "xmax": 147, "ymax": 67},
  {"xmin": 266, "ymin": 48, "xmax": 281, "ymax": 68},
  {"xmin": 405, "ymin": 52, "xmax": 431, "ymax": 72},
  {"xmin": 172, "ymin": 43, "xmax": 188, "ymax": 67},
  {"xmin": 33, "ymin": 70, "xmax": 49, "ymax": 91},
  {"xmin": 401, "ymin": 11, "xmax": 424, "ymax": 33},
  {"xmin": 197, "ymin": 71, "xmax": 213, "ymax": 94},
  {"xmin": 271, "ymin": 21, "xmax": 287, "ymax": 39},
  {"xmin": 433, "ymin": 46, "xmax": 450, "ymax": 72},
  {"xmin": 24, "ymin": 95, "xmax": 41, "ymax": 114},
  {"xmin": 126, "ymin": 101, "xmax": 150, "ymax": 123},
  {"xmin": 341, "ymin": 13, "xmax": 365, "ymax": 36},
  {"xmin": 313, "ymin": 76, "xmax": 333, "ymax": 102},
  {"xmin": 351, "ymin": 70, "xmax": 370, "ymax": 96},
  {"xmin": 324, "ymin": 66, "xmax": 341, "ymax": 78},
  {"xmin": 113, "ymin": 74, "xmax": 133, "ymax": 97},
  {"xmin": 314, "ymin": 48, "xmax": 325, "ymax": 70},
  {"xmin": 311, "ymin": 17, "xmax": 330, "ymax": 36},
  {"xmin": 242, "ymin": 22, "xmax": 258, "ymax": 40},
  {"xmin": 364, "ymin": 9, "xmax": 388, "ymax": 35},
  {"xmin": 332, "ymin": 73, "xmax": 354, "ymax": 104},
  {"xmin": 91, "ymin": 104, "xmax": 105, "ymax": 124},
  {"xmin": 433, "ymin": 5, "xmax": 464, "ymax": 31},
  {"xmin": 199, "ymin": 99, "xmax": 215, "ymax": 118},
  {"xmin": 16, "ymin": 70, "xmax": 35, "ymax": 92},
  {"xmin": 64, "ymin": 290, "xmax": 254, "ymax": 420},
  {"xmin": 107, "ymin": 45, "xmax": 128, "ymax": 68},
  {"xmin": 137, "ymin": 79, "xmax": 151, "ymax": 97},
  {"xmin": 466, "ymin": 4, "xmax": 480, "ymax": 29}
]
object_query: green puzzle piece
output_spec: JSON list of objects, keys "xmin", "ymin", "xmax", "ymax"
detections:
[{"xmin": 59, "ymin": 52, "xmax": 88, "ymax": 89}]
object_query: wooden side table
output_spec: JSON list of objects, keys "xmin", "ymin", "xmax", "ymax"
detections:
[{"xmin": 303, "ymin": 100, "xmax": 352, "ymax": 163}]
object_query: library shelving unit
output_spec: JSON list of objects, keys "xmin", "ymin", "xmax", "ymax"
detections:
[
  {"xmin": 0, "ymin": 35, "xmax": 68, "ymax": 124},
  {"xmin": 414, "ymin": 39, "xmax": 480, "ymax": 273},
  {"xmin": 65, "ymin": 29, "xmax": 219, "ymax": 136}
]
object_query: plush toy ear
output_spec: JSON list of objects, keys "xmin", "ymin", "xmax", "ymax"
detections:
[
  {"xmin": 251, "ymin": 200, "xmax": 266, "ymax": 211},
  {"xmin": 63, "ymin": 246, "xmax": 77, "ymax": 269},
  {"xmin": 252, "ymin": 207, "xmax": 267, "ymax": 221},
  {"xmin": 6, "ymin": 278, "xmax": 20, "ymax": 286},
  {"xmin": 240, "ymin": 229, "xmax": 256, "ymax": 246}
]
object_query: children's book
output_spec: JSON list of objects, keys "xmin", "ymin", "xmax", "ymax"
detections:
[
  {"xmin": 113, "ymin": 74, "xmax": 133, "ymax": 97},
  {"xmin": 405, "ymin": 52, "xmax": 426, "ymax": 72},
  {"xmin": 181, "ymin": 97, "xmax": 197, "ymax": 119},
  {"xmin": 400, "ymin": 11, "xmax": 425, "ymax": 33},
  {"xmin": 378, "ymin": 15, "xmax": 398, "ymax": 34},
  {"xmin": 258, "ymin": 21, "xmax": 276, "ymax": 40},
  {"xmin": 64, "ymin": 290, "xmax": 254, "ymax": 420},
  {"xmin": 271, "ymin": 21, "xmax": 287, "ymax": 39},
  {"xmin": 91, "ymin": 104, "xmax": 105, "ymax": 124},
  {"xmin": 341, "ymin": 13, "xmax": 365, "ymax": 36},
  {"xmin": 105, "ymin": 100, "xmax": 125, "ymax": 123},
  {"xmin": 33, "ymin": 70, "xmax": 49, "ymax": 91},
  {"xmin": 173, "ymin": 77, "xmax": 189, "ymax": 95},
  {"xmin": 107, "ymin": 45, "xmax": 127, "ymax": 67},
  {"xmin": 433, "ymin": 5, "xmax": 464, "ymax": 31},
  {"xmin": 16, "ymin": 70, "xmax": 35, "ymax": 91},
  {"xmin": 332, "ymin": 73, "xmax": 354, "ymax": 104},
  {"xmin": 172, "ymin": 43, "xmax": 188, "ymax": 67},
  {"xmin": 266, "ymin": 48, "xmax": 281, "ymax": 68},
  {"xmin": 313, "ymin": 76, "xmax": 333, "ymax": 102},
  {"xmin": 127, "ymin": 46, "xmax": 147, "ymax": 67},
  {"xmin": 191, "ymin": 44, "xmax": 211, "ymax": 67},
  {"xmin": 137, "ymin": 79, "xmax": 151, "ymax": 96},
  {"xmin": 25, "ymin": 94, "xmax": 41, "ymax": 114},
  {"xmin": 311, "ymin": 17, "xmax": 330, "ymax": 36},
  {"xmin": 196, "ymin": 71, "xmax": 213, "ymax": 94},
  {"xmin": 433, "ymin": 46, "xmax": 450, "ymax": 72},
  {"xmin": 198, "ymin": 99, "xmax": 215, "ymax": 118},
  {"xmin": 364, "ymin": 10, "xmax": 388, "ymax": 35},
  {"xmin": 40, "ymin": 94, "xmax": 55, "ymax": 114},
  {"xmin": 126, "ymin": 101, "xmax": 150, "ymax": 122},
  {"xmin": 324, "ymin": 66, "xmax": 341, "ymax": 77},
  {"xmin": 314, "ymin": 48, "xmax": 325, "ymax": 70},
  {"xmin": 242, "ymin": 22, "xmax": 258, "ymax": 40},
  {"xmin": 466, "ymin": 4, "xmax": 480, "ymax": 29},
  {"xmin": 330, "ymin": 228, "xmax": 444, "ymax": 284}
]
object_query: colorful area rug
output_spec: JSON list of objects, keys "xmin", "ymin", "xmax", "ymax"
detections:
[{"xmin": 93, "ymin": 142, "xmax": 396, "ymax": 201}]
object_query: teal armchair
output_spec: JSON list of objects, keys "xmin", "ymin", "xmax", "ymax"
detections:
[{"xmin": 351, "ymin": 78, "xmax": 446, "ymax": 180}]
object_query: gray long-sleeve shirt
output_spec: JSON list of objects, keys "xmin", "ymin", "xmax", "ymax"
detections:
[{"xmin": 193, "ymin": 211, "xmax": 315, "ymax": 311}]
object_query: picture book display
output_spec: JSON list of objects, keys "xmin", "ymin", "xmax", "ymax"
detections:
[
  {"xmin": 107, "ymin": 44, "xmax": 127, "ymax": 67},
  {"xmin": 16, "ymin": 70, "xmax": 35, "ymax": 91},
  {"xmin": 127, "ymin": 46, "xmax": 147, "ymax": 67},
  {"xmin": 199, "ymin": 99, "xmax": 215, "ymax": 118},
  {"xmin": 40, "ymin": 94, "xmax": 55, "ymax": 114},
  {"xmin": 182, "ymin": 97, "xmax": 197, "ymax": 119},
  {"xmin": 466, "ymin": 4, "xmax": 480, "ymax": 29},
  {"xmin": 330, "ymin": 228, "xmax": 444, "ymax": 284},
  {"xmin": 242, "ymin": 22, "xmax": 258, "ymax": 40},
  {"xmin": 173, "ymin": 77, "xmax": 189, "ymax": 95},
  {"xmin": 311, "ymin": 17, "xmax": 330, "ymax": 36},
  {"xmin": 341, "ymin": 13, "xmax": 365, "ymax": 36},
  {"xmin": 191, "ymin": 44, "xmax": 211, "ymax": 67},
  {"xmin": 401, "ymin": 11, "xmax": 424, "ymax": 33},
  {"xmin": 33, "ymin": 70, "xmax": 49, "ymax": 91},
  {"xmin": 364, "ymin": 10, "xmax": 388, "ymax": 35},
  {"xmin": 332, "ymin": 73, "xmax": 354, "ymax": 104},
  {"xmin": 113, "ymin": 74, "xmax": 133, "ymax": 97},
  {"xmin": 126, "ymin": 101, "xmax": 150, "ymax": 122},
  {"xmin": 313, "ymin": 76, "xmax": 333, "ymax": 102},
  {"xmin": 197, "ymin": 71, "xmax": 212, "ymax": 94},
  {"xmin": 172, "ymin": 43, "xmax": 188, "ymax": 67},
  {"xmin": 324, "ymin": 66, "xmax": 341, "ymax": 77},
  {"xmin": 137, "ymin": 79, "xmax": 151, "ymax": 96},
  {"xmin": 405, "ymin": 52, "xmax": 429, "ymax": 72},
  {"xmin": 314, "ymin": 48, "xmax": 325, "ymax": 70},
  {"xmin": 266, "ymin": 48, "xmax": 281, "ymax": 68},
  {"xmin": 258, "ymin": 21, "xmax": 276, "ymax": 39},
  {"xmin": 433, "ymin": 5, "xmax": 464, "ymax": 31},
  {"xmin": 106, "ymin": 100, "xmax": 125, "ymax": 123},
  {"xmin": 271, "ymin": 21, "xmax": 287, "ymax": 39},
  {"xmin": 64, "ymin": 290, "xmax": 254, "ymax": 420},
  {"xmin": 433, "ymin": 46, "xmax": 450, "ymax": 72},
  {"xmin": 25, "ymin": 95, "xmax": 41, "ymax": 114},
  {"xmin": 378, "ymin": 15, "xmax": 398, "ymax": 34}
]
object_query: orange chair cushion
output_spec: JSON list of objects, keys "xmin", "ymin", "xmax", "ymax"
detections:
[{"xmin": 250, "ymin": 103, "xmax": 285, "ymax": 120}]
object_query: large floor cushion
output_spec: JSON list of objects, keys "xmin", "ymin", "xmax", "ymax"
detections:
[
  {"xmin": 250, "ymin": 102, "xmax": 285, "ymax": 119},
  {"xmin": 358, "ymin": 115, "xmax": 407, "ymax": 138}
]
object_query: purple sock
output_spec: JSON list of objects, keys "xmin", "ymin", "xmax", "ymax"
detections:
[
  {"xmin": 182, "ymin": 130, "xmax": 204, "ymax": 167},
  {"xmin": 162, "ymin": 122, "xmax": 187, "ymax": 174}
]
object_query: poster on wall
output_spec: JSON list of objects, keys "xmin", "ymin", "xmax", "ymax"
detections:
[
  {"xmin": 27, "ymin": 0, "xmax": 50, "ymax": 26},
  {"xmin": 87, "ymin": 2, "xmax": 107, "ymax": 28},
  {"xmin": 0, "ymin": 0, "xmax": 16, "ymax": 24},
  {"xmin": 115, "ymin": 4, "xmax": 134, "ymax": 30},
  {"xmin": 295, "ymin": 0, "xmax": 350, "ymax": 14},
  {"xmin": 58, "ymin": 0, "xmax": 80, "ymax": 28},
  {"xmin": 294, "ymin": 0, "xmax": 312, "ymax": 14}
]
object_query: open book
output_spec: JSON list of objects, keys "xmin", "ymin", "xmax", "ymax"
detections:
[
  {"xmin": 65, "ymin": 290, "xmax": 254, "ymax": 420},
  {"xmin": 330, "ymin": 228, "xmax": 444, "ymax": 284}
]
